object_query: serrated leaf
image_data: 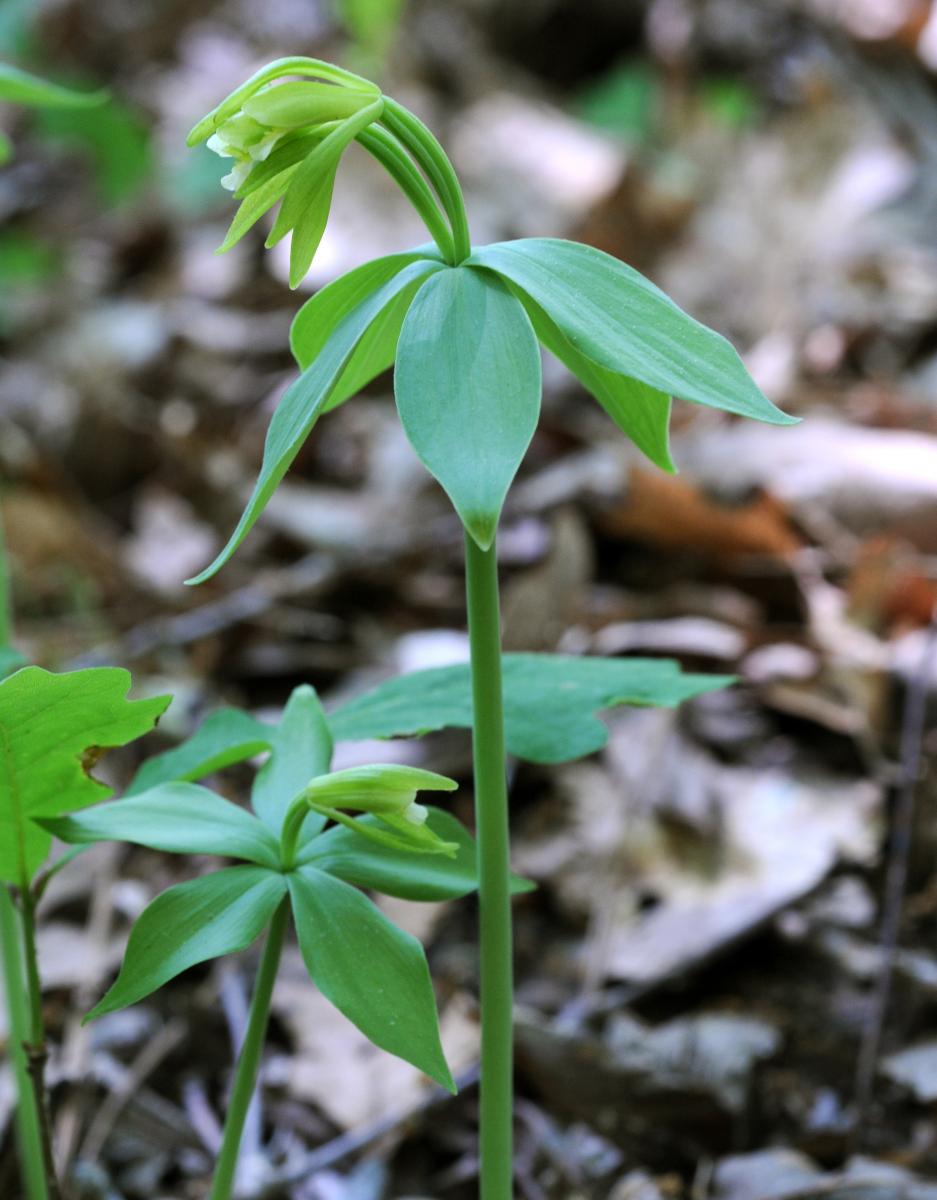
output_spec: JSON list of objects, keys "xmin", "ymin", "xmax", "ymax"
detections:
[
  {"xmin": 0, "ymin": 667, "xmax": 170, "ymax": 886},
  {"xmin": 395, "ymin": 266, "xmax": 541, "ymax": 549},
  {"xmin": 251, "ymin": 684, "xmax": 333, "ymax": 837},
  {"xmin": 517, "ymin": 287, "xmax": 676, "ymax": 473},
  {"xmin": 329, "ymin": 653, "xmax": 733, "ymax": 765},
  {"xmin": 88, "ymin": 866, "xmax": 286, "ymax": 1020},
  {"xmin": 187, "ymin": 257, "xmax": 444, "ymax": 584},
  {"xmin": 288, "ymin": 866, "xmax": 454, "ymax": 1090},
  {"xmin": 468, "ymin": 240, "xmax": 797, "ymax": 426},
  {"xmin": 126, "ymin": 707, "xmax": 274, "ymax": 796},
  {"xmin": 0, "ymin": 62, "xmax": 105, "ymax": 108},
  {"xmin": 43, "ymin": 783, "xmax": 281, "ymax": 869},
  {"xmin": 299, "ymin": 806, "xmax": 535, "ymax": 900}
]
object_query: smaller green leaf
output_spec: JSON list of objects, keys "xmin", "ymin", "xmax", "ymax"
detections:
[
  {"xmin": 251, "ymin": 684, "xmax": 333, "ymax": 837},
  {"xmin": 187, "ymin": 257, "xmax": 444, "ymax": 584},
  {"xmin": 288, "ymin": 866, "xmax": 454, "ymax": 1090},
  {"xmin": 517, "ymin": 288, "xmax": 676, "ymax": 473},
  {"xmin": 395, "ymin": 266, "xmax": 541, "ymax": 549},
  {"xmin": 43, "ymin": 783, "xmax": 281, "ymax": 869},
  {"xmin": 0, "ymin": 62, "xmax": 105, "ymax": 108},
  {"xmin": 127, "ymin": 708, "xmax": 274, "ymax": 797},
  {"xmin": 291, "ymin": 249, "xmax": 442, "ymax": 412},
  {"xmin": 0, "ymin": 130, "xmax": 10, "ymax": 164},
  {"xmin": 300, "ymin": 806, "xmax": 535, "ymax": 900},
  {"xmin": 89, "ymin": 866, "xmax": 286, "ymax": 1020},
  {"xmin": 329, "ymin": 653, "xmax": 733, "ymax": 765}
]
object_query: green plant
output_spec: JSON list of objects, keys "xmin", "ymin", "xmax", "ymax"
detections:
[
  {"xmin": 46, "ymin": 683, "xmax": 530, "ymax": 1200},
  {"xmin": 0, "ymin": 60, "xmax": 104, "ymax": 162},
  {"xmin": 0, "ymin": 668, "xmax": 169, "ymax": 1200},
  {"xmin": 181, "ymin": 56, "xmax": 795, "ymax": 1197}
]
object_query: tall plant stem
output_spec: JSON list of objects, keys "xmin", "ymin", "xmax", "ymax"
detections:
[
  {"xmin": 1, "ymin": 887, "xmax": 48, "ymax": 1200},
  {"xmin": 210, "ymin": 897, "xmax": 290, "ymax": 1200},
  {"xmin": 18, "ymin": 892, "xmax": 61, "ymax": 1200},
  {"xmin": 464, "ymin": 533, "xmax": 513, "ymax": 1200}
]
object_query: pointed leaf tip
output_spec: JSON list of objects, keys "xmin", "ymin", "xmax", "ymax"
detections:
[{"xmin": 395, "ymin": 267, "xmax": 541, "ymax": 544}]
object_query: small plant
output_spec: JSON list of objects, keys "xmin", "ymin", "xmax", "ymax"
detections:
[
  {"xmin": 179, "ymin": 56, "xmax": 795, "ymax": 1197},
  {"xmin": 46, "ymin": 683, "xmax": 529, "ymax": 1199},
  {"xmin": 180, "ymin": 56, "xmax": 795, "ymax": 1197}
]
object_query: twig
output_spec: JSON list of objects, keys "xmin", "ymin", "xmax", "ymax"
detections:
[
  {"xmin": 253, "ymin": 1064, "xmax": 478, "ymax": 1198},
  {"xmin": 65, "ymin": 553, "xmax": 339, "ymax": 668},
  {"xmin": 853, "ymin": 609, "xmax": 937, "ymax": 1142},
  {"xmin": 78, "ymin": 1020, "xmax": 186, "ymax": 1163}
]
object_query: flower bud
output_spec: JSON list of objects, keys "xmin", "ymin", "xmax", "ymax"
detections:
[{"xmin": 301, "ymin": 764, "xmax": 458, "ymax": 855}]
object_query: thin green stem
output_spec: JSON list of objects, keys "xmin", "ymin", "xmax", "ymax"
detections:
[
  {"xmin": 464, "ymin": 533, "xmax": 513, "ymax": 1200},
  {"xmin": 19, "ymin": 893, "xmax": 60, "ymax": 1200},
  {"xmin": 357, "ymin": 125, "xmax": 456, "ymax": 263},
  {"xmin": 210, "ymin": 897, "xmax": 290, "ymax": 1200},
  {"xmin": 0, "ymin": 887, "xmax": 47, "ymax": 1200},
  {"xmin": 380, "ymin": 98, "xmax": 472, "ymax": 263},
  {"xmin": 279, "ymin": 799, "xmax": 310, "ymax": 870}
]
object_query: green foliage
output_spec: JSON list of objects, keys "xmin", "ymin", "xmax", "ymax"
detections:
[
  {"xmin": 87, "ymin": 867, "xmax": 288, "ymax": 1020},
  {"xmin": 36, "ymin": 94, "xmax": 151, "ymax": 205},
  {"xmin": 0, "ymin": 667, "xmax": 170, "ymax": 886},
  {"xmin": 46, "ymin": 683, "xmax": 502, "ymax": 1086},
  {"xmin": 45, "ymin": 783, "xmax": 281, "ymax": 869},
  {"xmin": 0, "ymin": 62, "xmax": 104, "ymax": 108},
  {"xmin": 468, "ymin": 240, "xmax": 796, "ymax": 427},
  {"xmin": 574, "ymin": 59, "xmax": 657, "ymax": 141},
  {"xmin": 289, "ymin": 866, "xmax": 454, "ymax": 1090},
  {"xmin": 187, "ymin": 258, "xmax": 444, "ymax": 584},
  {"xmin": 330, "ymin": 653, "xmax": 733, "ymax": 764},
  {"xmin": 336, "ymin": 0, "xmax": 407, "ymax": 62},
  {"xmin": 395, "ymin": 266, "xmax": 541, "ymax": 549}
]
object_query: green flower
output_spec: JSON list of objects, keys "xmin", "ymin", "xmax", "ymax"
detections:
[
  {"xmin": 298, "ymin": 764, "xmax": 459, "ymax": 856},
  {"xmin": 190, "ymin": 58, "xmax": 384, "ymax": 285}
]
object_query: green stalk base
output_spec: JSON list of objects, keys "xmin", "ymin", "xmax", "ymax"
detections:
[{"xmin": 464, "ymin": 533, "xmax": 513, "ymax": 1199}]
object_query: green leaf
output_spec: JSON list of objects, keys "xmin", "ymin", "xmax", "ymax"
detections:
[
  {"xmin": 518, "ymin": 289, "xmax": 675, "ymax": 473},
  {"xmin": 299, "ymin": 806, "xmax": 535, "ymax": 900},
  {"xmin": 43, "ymin": 783, "xmax": 281, "ymax": 869},
  {"xmin": 37, "ymin": 96, "xmax": 151, "ymax": 206},
  {"xmin": 251, "ymin": 684, "xmax": 333, "ymax": 837},
  {"xmin": 468, "ymin": 240, "xmax": 797, "ymax": 426},
  {"xmin": 187, "ymin": 257, "xmax": 444, "ymax": 584},
  {"xmin": 288, "ymin": 866, "xmax": 454, "ymax": 1090},
  {"xmin": 395, "ymin": 266, "xmax": 541, "ymax": 549},
  {"xmin": 127, "ymin": 708, "xmax": 274, "ymax": 796},
  {"xmin": 0, "ymin": 62, "xmax": 105, "ymax": 108},
  {"xmin": 0, "ymin": 667, "xmax": 170, "ymax": 886},
  {"xmin": 290, "ymin": 250, "xmax": 441, "ymax": 411},
  {"xmin": 329, "ymin": 653, "xmax": 733, "ymax": 765},
  {"xmin": 88, "ymin": 866, "xmax": 286, "ymax": 1020}
]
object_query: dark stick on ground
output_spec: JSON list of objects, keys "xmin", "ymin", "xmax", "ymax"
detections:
[{"xmin": 853, "ymin": 608, "xmax": 937, "ymax": 1143}]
